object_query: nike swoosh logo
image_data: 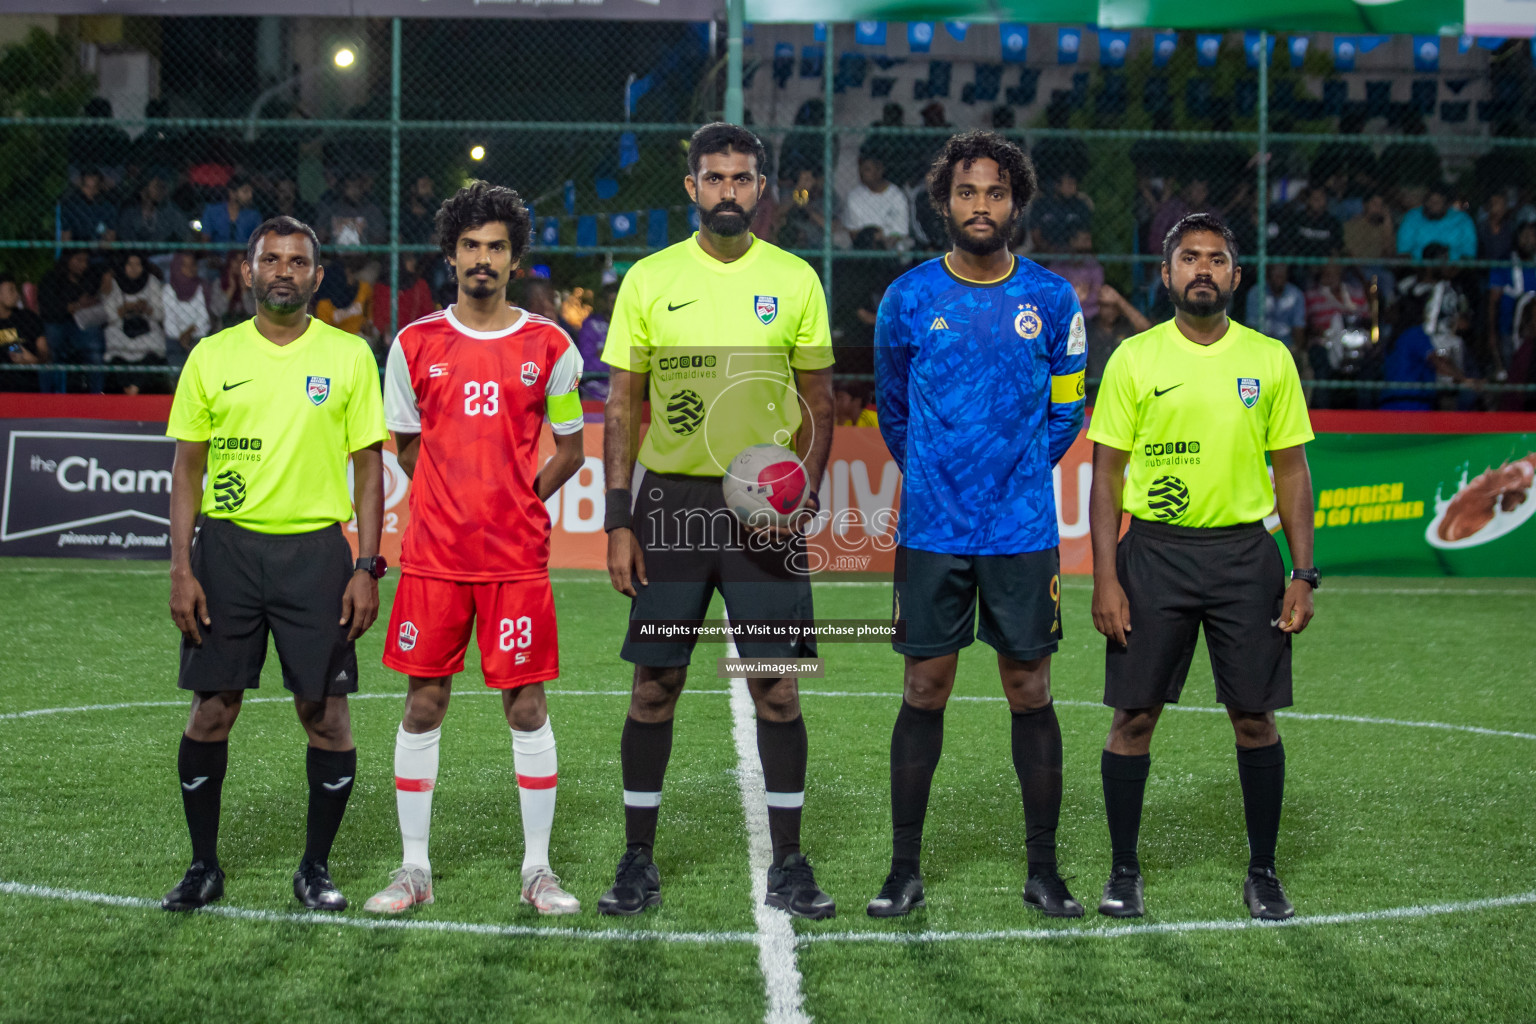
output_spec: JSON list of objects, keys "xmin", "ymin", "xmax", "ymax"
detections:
[
  {"xmin": 321, "ymin": 776, "xmax": 354, "ymax": 791},
  {"xmin": 222, "ymin": 379, "xmax": 253, "ymax": 391},
  {"xmin": 666, "ymin": 300, "xmax": 697, "ymax": 312},
  {"xmin": 1270, "ymin": 617, "xmax": 1284, "ymax": 628},
  {"xmin": 181, "ymin": 776, "xmax": 209, "ymax": 791},
  {"xmin": 1153, "ymin": 384, "xmax": 1183, "ymax": 397}
]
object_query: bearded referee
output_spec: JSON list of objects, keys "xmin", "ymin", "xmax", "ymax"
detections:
[
  {"xmin": 867, "ymin": 130, "xmax": 1087, "ymax": 919},
  {"xmin": 599, "ymin": 122, "xmax": 836, "ymax": 919},
  {"xmin": 161, "ymin": 216, "xmax": 388, "ymax": 912},
  {"xmin": 1088, "ymin": 213, "xmax": 1317, "ymax": 921}
]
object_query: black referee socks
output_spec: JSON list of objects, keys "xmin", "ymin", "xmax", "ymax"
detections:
[
  {"xmin": 757, "ymin": 715, "xmax": 808, "ymax": 867},
  {"xmin": 1101, "ymin": 749, "xmax": 1151, "ymax": 874},
  {"xmin": 1011, "ymin": 703, "xmax": 1064, "ymax": 878},
  {"xmin": 303, "ymin": 746, "xmax": 356, "ymax": 867},
  {"xmin": 1236, "ymin": 739, "xmax": 1286, "ymax": 874},
  {"xmin": 178, "ymin": 735, "xmax": 228, "ymax": 868},
  {"xmin": 889, "ymin": 700, "xmax": 945, "ymax": 871},
  {"xmin": 621, "ymin": 715, "xmax": 674, "ymax": 857}
]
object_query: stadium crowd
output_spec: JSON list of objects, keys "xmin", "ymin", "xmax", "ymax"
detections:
[{"xmin": 3, "ymin": 96, "xmax": 1534, "ymax": 411}]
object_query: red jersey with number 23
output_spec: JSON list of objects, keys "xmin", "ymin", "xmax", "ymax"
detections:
[{"xmin": 383, "ymin": 306, "xmax": 584, "ymax": 582}]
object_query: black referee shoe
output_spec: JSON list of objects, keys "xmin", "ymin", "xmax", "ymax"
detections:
[
  {"xmin": 1098, "ymin": 865, "xmax": 1145, "ymax": 918},
  {"xmin": 866, "ymin": 865, "xmax": 925, "ymax": 918},
  {"xmin": 293, "ymin": 860, "xmax": 347, "ymax": 911},
  {"xmin": 597, "ymin": 848, "xmax": 662, "ymax": 916},
  {"xmin": 765, "ymin": 853, "xmax": 836, "ymax": 920},
  {"xmin": 1023, "ymin": 872, "xmax": 1085, "ymax": 918},
  {"xmin": 162, "ymin": 860, "xmax": 224, "ymax": 912},
  {"xmin": 1243, "ymin": 867, "xmax": 1295, "ymax": 921}
]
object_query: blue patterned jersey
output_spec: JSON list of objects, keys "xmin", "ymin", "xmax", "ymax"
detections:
[{"xmin": 875, "ymin": 254, "xmax": 1087, "ymax": 555}]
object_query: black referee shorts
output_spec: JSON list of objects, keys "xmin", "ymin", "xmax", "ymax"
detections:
[
  {"xmin": 178, "ymin": 517, "xmax": 360, "ymax": 703},
  {"xmin": 620, "ymin": 470, "xmax": 816, "ymax": 668},
  {"xmin": 892, "ymin": 546, "xmax": 1061, "ymax": 661},
  {"xmin": 1104, "ymin": 518, "xmax": 1292, "ymax": 713}
]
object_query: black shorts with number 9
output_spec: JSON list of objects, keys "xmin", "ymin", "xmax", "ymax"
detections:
[{"xmin": 892, "ymin": 546, "xmax": 1062, "ymax": 661}]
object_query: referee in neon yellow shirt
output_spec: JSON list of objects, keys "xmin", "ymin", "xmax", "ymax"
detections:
[
  {"xmin": 160, "ymin": 216, "xmax": 389, "ymax": 913},
  {"xmin": 1087, "ymin": 213, "xmax": 1318, "ymax": 922}
]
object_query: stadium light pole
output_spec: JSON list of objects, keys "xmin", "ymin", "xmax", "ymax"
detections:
[
  {"xmin": 724, "ymin": 0, "xmax": 745, "ymax": 124},
  {"xmin": 244, "ymin": 44, "xmax": 360, "ymax": 141}
]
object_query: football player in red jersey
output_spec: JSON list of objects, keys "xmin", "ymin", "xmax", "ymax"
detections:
[{"xmin": 365, "ymin": 182, "xmax": 587, "ymax": 915}]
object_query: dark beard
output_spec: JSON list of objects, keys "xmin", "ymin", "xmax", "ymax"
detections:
[
  {"xmin": 702, "ymin": 201, "xmax": 754, "ymax": 237},
  {"xmin": 254, "ymin": 278, "xmax": 312, "ymax": 315},
  {"xmin": 1169, "ymin": 279, "xmax": 1232, "ymax": 318},
  {"xmin": 946, "ymin": 210, "xmax": 1015, "ymax": 256},
  {"xmin": 461, "ymin": 271, "xmax": 500, "ymax": 299}
]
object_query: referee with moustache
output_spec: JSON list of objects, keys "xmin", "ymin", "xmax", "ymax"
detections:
[
  {"xmin": 1087, "ymin": 213, "xmax": 1318, "ymax": 921},
  {"xmin": 161, "ymin": 216, "xmax": 389, "ymax": 912}
]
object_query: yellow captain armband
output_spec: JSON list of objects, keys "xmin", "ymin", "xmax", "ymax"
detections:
[
  {"xmin": 546, "ymin": 390, "xmax": 583, "ymax": 422},
  {"xmin": 1050, "ymin": 371, "xmax": 1086, "ymax": 404}
]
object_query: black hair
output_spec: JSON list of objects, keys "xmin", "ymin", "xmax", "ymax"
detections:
[
  {"xmin": 1426, "ymin": 181, "xmax": 1451, "ymax": 198},
  {"xmin": 0, "ymin": 272, "xmax": 14, "ymax": 288},
  {"xmin": 228, "ymin": 175, "xmax": 249, "ymax": 193},
  {"xmin": 1421, "ymin": 241, "xmax": 1450, "ymax": 260},
  {"xmin": 925, "ymin": 130, "xmax": 1038, "ymax": 221},
  {"xmin": 1161, "ymin": 212, "xmax": 1241, "ymax": 266},
  {"xmin": 434, "ymin": 180, "xmax": 532, "ymax": 265},
  {"xmin": 687, "ymin": 122, "xmax": 768, "ymax": 178},
  {"xmin": 245, "ymin": 215, "xmax": 321, "ymax": 266}
]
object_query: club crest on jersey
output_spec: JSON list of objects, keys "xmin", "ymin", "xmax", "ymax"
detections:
[
  {"xmin": 1237, "ymin": 377, "xmax": 1260, "ymax": 408},
  {"xmin": 1068, "ymin": 312, "xmax": 1087, "ymax": 355},
  {"xmin": 306, "ymin": 375, "xmax": 330, "ymax": 406},
  {"xmin": 1015, "ymin": 304, "xmax": 1043, "ymax": 340},
  {"xmin": 397, "ymin": 621, "xmax": 418, "ymax": 651},
  {"xmin": 755, "ymin": 295, "xmax": 778, "ymax": 325},
  {"xmin": 521, "ymin": 361, "xmax": 540, "ymax": 386}
]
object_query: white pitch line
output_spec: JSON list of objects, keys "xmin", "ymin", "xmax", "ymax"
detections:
[
  {"xmin": 797, "ymin": 890, "xmax": 1536, "ymax": 945},
  {"xmin": 0, "ymin": 880, "xmax": 755, "ymax": 944},
  {"xmin": 726, "ymin": 637, "xmax": 811, "ymax": 1024}
]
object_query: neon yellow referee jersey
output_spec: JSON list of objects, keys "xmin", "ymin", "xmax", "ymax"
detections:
[
  {"xmin": 167, "ymin": 317, "xmax": 389, "ymax": 534},
  {"xmin": 602, "ymin": 233, "xmax": 834, "ymax": 477},
  {"xmin": 1087, "ymin": 318, "xmax": 1314, "ymax": 528}
]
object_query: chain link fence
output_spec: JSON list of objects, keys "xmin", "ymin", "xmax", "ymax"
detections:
[{"xmin": 2, "ymin": 15, "xmax": 1535, "ymax": 411}]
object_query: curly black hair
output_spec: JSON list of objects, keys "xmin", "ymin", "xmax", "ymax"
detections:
[
  {"xmin": 435, "ymin": 180, "xmax": 531, "ymax": 265},
  {"xmin": 1160, "ymin": 212, "xmax": 1240, "ymax": 266},
  {"xmin": 925, "ymin": 130, "xmax": 1037, "ymax": 221},
  {"xmin": 687, "ymin": 122, "xmax": 768, "ymax": 178}
]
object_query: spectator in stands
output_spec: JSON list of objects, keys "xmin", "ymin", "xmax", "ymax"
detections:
[
  {"xmin": 118, "ymin": 175, "xmax": 191, "ymax": 248},
  {"xmin": 1498, "ymin": 294, "xmax": 1536, "ymax": 411},
  {"xmin": 59, "ymin": 168, "xmax": 118, "ymax": 245},
  {"xmin": 833, "ymin": 379, "xmax": 878, "ymax": 427},
  {"xmin": 162, "ymin": 252, "xmax": 212, "ymax": 371},
  {"xmin": 371, "ymin": 253, "xmax": 438, "ymax": 339},
  {"xmin": 576, "ymin": 281, "xmax": 618, "ymax": 402},
  {"xmin": 1379, "ymin": 294, "xmax": 1465, "ymax": 410},
  {"xmin": 210, "ymin": 250, "xmax": 254, "ymax": 328},
  {"xmin": 1397, "ymin": 182, "xmax": 1476, "ymax": 262},
  {"xmin": 1305, "ymin": 261, "xmax": 1367, "ymax": 340},
  {"xmin": 0, "ymin": 272, "xmax": 50, "ymax": 393},
  {"xmin": 1477, "ymin": 191, "xmax": 1516, "ymax": 261},
  {"xmin": 1030, "ymin": 173, "xmax": 1094, "ymax": 253},
  {"xmin": 400, "ymin": 175, "xmax": 439, "ymax": 244},
  {"xmin": 1086, "ymin": 283, "xmax": 1150, "ymax": 403},
  {"xmin": 317, "ymin": 172, "xmax": 387, "ymax": 246},
  {"xmin": 315, "ymin": 256, "xmax": 378, "ymax": 345},
  {"xmin": 38, "ymin": 251, "xmax": 109, "ymax": 393},
  {"xmin": 269, "ymin": 177, "xmax": 316, "ymax": 229},
  {"xmin": 102, "ymin": 252, "xmax": 166, "ymax": 394},
  {"xmin": 843, "ymin": 149, "xmax": 909, "ymax": 249},
  {"xmin": 67, "ymin": 98, "xmax": 130, "ymax": 187},
  {"xmin": 1244, "ymin": 262, "xmax": 1307, "ymax": 356},
  {"xmin": 1146, "ymin": 177, "xmax": 1210, "ymax": 255},
  {"xmin": 773, "ymin": 166, "xmax": 836, "ymax": 250},
  {"xmin": 1276, "ymin": 184, "xmax": 1344, "ymax": 259},
  {"xmin": 1487, "ymin": 220, "xmax": 1536, "ymax": 374},
  {"xmin": 200, "ymin": 177, "xmax": 262, "ymax": 247},
  {"xmin": 1046, "ymin": 229, "xmax": 1105, "ymax": 320}
]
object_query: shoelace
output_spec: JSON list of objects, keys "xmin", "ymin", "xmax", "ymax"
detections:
[
  {"xmin": 1034, "ymin": 874, "xmax": 1075, "ymax": 902},
  {"xmin": 614, "ymin": 851, "xmax": 651, "ymax": 886},
  {"xmin": 875, "ymin": 870, "xmax": 916, "ymax": 900},
  {"xmin": 778, "ymin": 859, "xmax": 819, "ymax": 889},
  {"xmin": 1249, "ymin": 872, "xmax": 1286, "ymax": 903},
  {"xmin": 1106, "ymin": 871, "xmax": 1140, "ymax": 900}
]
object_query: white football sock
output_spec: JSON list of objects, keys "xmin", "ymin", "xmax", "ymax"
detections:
[
  {"xmin": 512, "ymin": 719, "xmax": 558, "ymax": 873},
  {"xmin": 394, "ymin": 723, "xmax": 440, "ymax": 872}
]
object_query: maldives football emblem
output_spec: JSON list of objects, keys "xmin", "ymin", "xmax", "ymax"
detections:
[
  {"xmin": 755, "ymin": 295, "xmax": 778, "ymax": 325},
  {"xmin": 1237, "ymin": 377, "xmax": 1260, "ymax": 409},
  {"xmin": 306, "ymin": 375, "xmax": 330, "ymax": 405}
]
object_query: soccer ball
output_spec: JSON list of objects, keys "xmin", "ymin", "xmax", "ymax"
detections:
[{"xmin": 722, "ymin": 444, "xmax": 809, "ymax": 527}]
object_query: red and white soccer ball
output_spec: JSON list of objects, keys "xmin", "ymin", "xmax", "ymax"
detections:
[{"xmin": 722, "ymin": 444, "xmax": 809, "ymax": 528}]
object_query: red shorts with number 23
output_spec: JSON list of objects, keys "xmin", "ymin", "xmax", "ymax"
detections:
[{"xmin": 383, "ymin": 573, "xmax": 559, "ymax": 688}]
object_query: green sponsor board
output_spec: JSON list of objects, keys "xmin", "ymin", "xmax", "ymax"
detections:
[{"xmin": 1302, "ymin": 433, "xmax": 1536, "ymax": 577}]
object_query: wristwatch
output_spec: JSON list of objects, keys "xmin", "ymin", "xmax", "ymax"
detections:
[
  {"xmin": 1290, "ymin": 567, "xmax": 1321, "ymax": 589},
  {"xmin": 355, "ymin": 555, "xmax": 389, "ymax": 580}
]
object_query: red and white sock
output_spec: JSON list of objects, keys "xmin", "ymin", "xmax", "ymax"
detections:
[
  {"xmin": 512, "ymin": 720, "xmax": 558, "ymax": 873},
  {"xmin": 394, "ymin": 723, "xmax": 440, "ymax": 872}
]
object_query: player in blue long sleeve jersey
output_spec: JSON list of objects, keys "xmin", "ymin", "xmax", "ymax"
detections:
[{"xmin": 867, "ymin": 131, "xmax": 1087, "ymax": 919}]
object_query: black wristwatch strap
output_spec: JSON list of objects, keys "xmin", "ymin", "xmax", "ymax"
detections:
[{"xmin": 1290, "ymin": 567, "xmax": 1320, "ymax": 589}]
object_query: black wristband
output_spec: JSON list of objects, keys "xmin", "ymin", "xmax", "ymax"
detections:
[{"xmin": 604, "ymin": 489, "xmax": 633, "ymax": 533}]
